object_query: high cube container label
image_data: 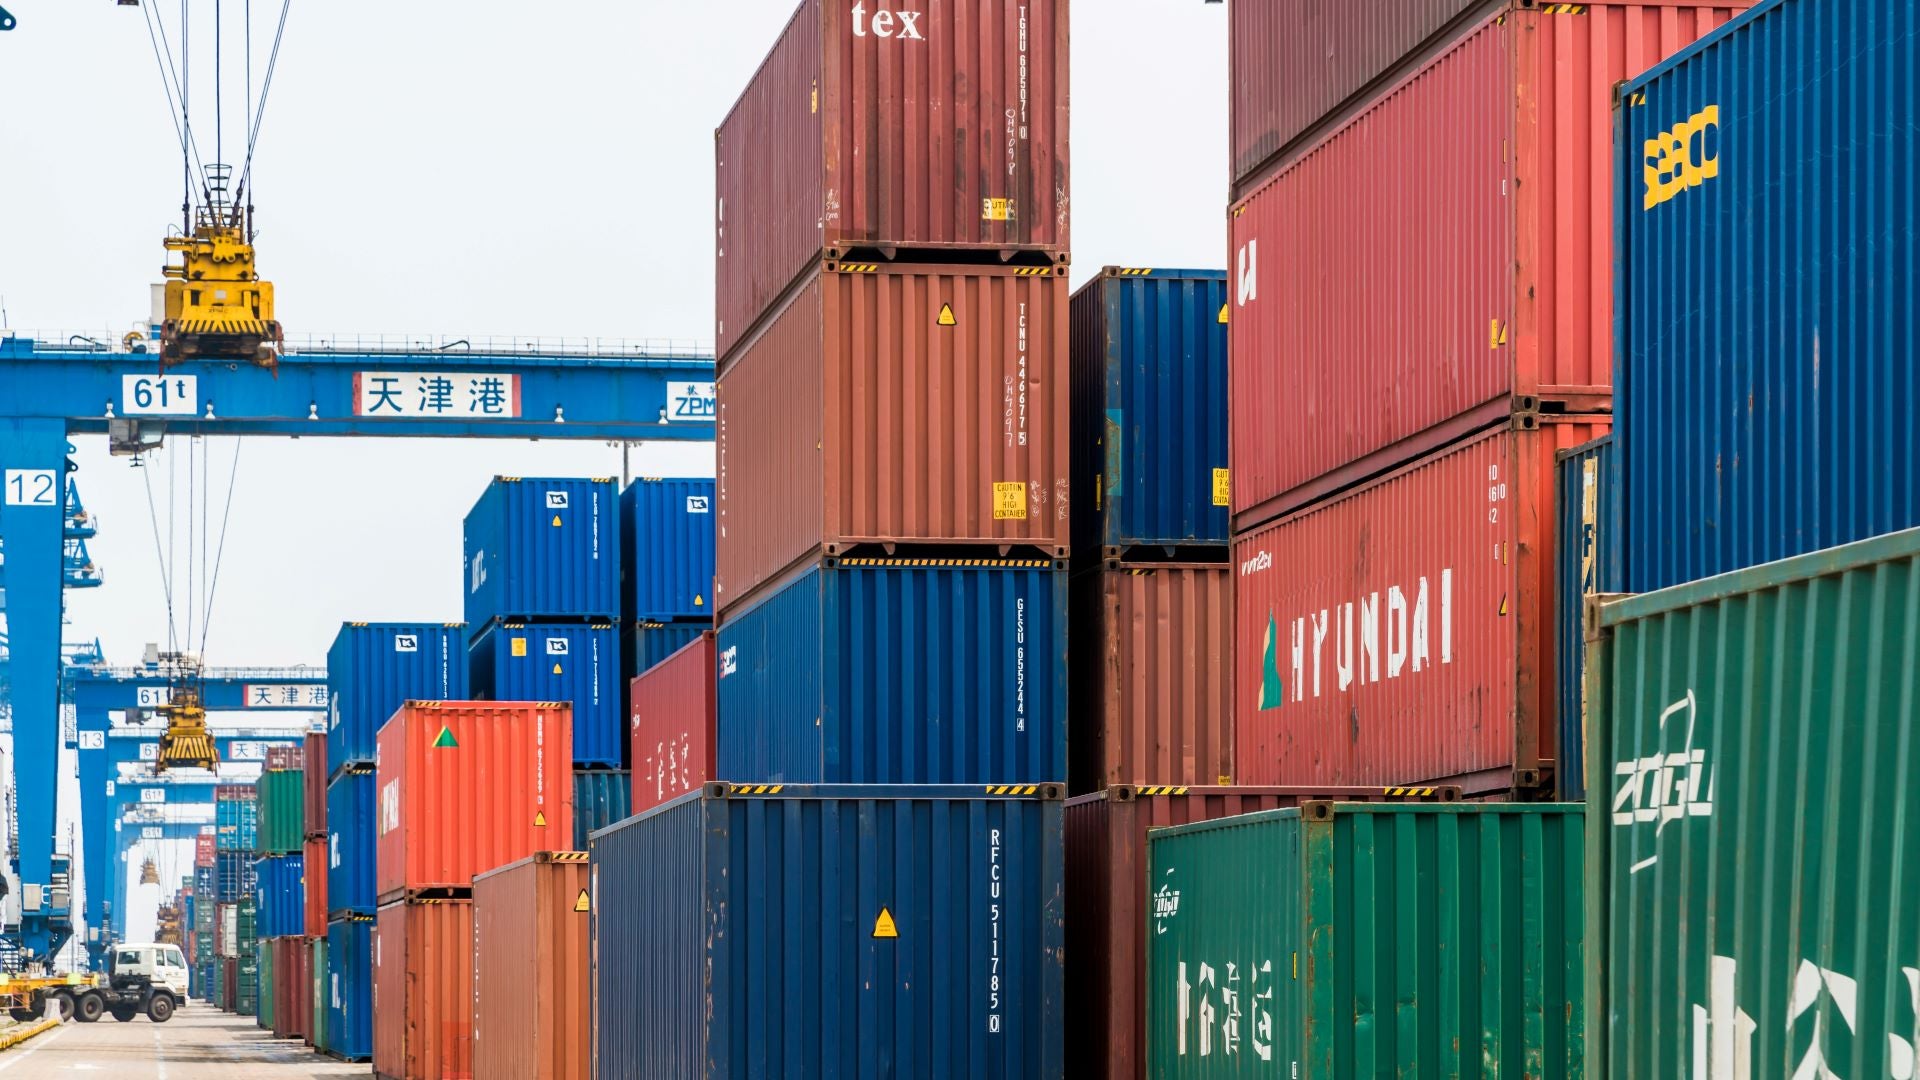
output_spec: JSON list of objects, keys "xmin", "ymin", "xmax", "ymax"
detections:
[
  {"xmin": 325, "ymin": 622, "xmax": 465, "ymax": 775},
  {"xmin": 621, "ymin": 477, "xmax": 716, "ymax": 622},
  {"xmin": 1147, "ymin": 803, "xmax": 1584, "ymax": 1078},
  {"xmin": 591, "ymin": 785, "xmax": 1065, "ymax": 1079},
  {"xmin": 462, "ymin": 476, "xmax": 620, "ymax": 628},
  {"xmin": 1228, "ymin": 3, "xmax": 1742, "ymax": 525},
  {"xmin": 1235, "ymin": 419, "xmax": 1607, "ymax": 795},
  {"xmin": 1589, "ymin": 529, "xmax": 1920, "ymax": 1079},
  {"xmin": 468, "ymin": 621, "xmax": 622, "ymax": 768},
  {"xmin": 325, "ymin": 770, "xmax": 376, "ymax": 916},
  {"xmin": 628, "ymin": 631, "xmax": 715, "ymax": 817},
  {"xmin": 715, "ymin": 557, "xmax": 1067, "ymax": 786}
]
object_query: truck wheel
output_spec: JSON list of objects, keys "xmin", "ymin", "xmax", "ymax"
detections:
[
  {"xmin": 73, "ymin": 992, "xmax": 104, "ymax": 1023},
  {"xmin": 7, "ymin": 1008, "xmax": 33, "ymax": 1023},
  {"xmin": 110, "ymin": 1007, "xmax": 137, "ymax": 1023},
  {"xmin": 146, "ymin": 995, "xmax": 174, "ymax": 1023}
]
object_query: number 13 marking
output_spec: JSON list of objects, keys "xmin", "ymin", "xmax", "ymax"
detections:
[{"xmin": 4, "ymin": 469, "xmax": 58, "ymax": 507}]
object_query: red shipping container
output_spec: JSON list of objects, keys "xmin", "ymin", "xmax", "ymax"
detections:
[
  {"xmin": 222, "ymin": 957, "xmax": 237, "ymax": 1011},
  {"xmin": 1229, "ymin": 3, "xmax": 1743, "ymax": 529},
  {"xmin": 303, "ymin": 835, "xmax": 329, "ymax": 939},
  {"xmin": 195, "ymin": 829, "xmax": 216, "ymax": 868},
  {"xmin": 303, "ymin": 731, "xmax": 327, "ymax": 838},
  {"xmin": 628, "ymin": 633, "xmax": 716, "ymax": 817},
  {"xmin": 375, "ymin": 702, "xmax": 573, "ymax": 902},
  {"xmin": 375, "ymin": 899, "xmax": 473, "ymax": 1080},
  {"xmin": 471, "ymin": 853, "xmax": 591, "ymax": 1080},
  {"xmin": 1234, "ymin": 417, "xmax": 1608, "ymax": 796},
  {"xmin": 265, "ymin": 745, "xmax": 303, "ymax": 772},
  {"xmin": 1064, "ymin": 784, "xmax": 1459, "ymax": 1078},
  {"xmin": 714, "ymin": 0, "xmax": 1069, "ymax": 358},
  {"xmin": 271, "ymin": 936, "xmax": 310, "ymax": 1041},
  {"xmin": 1069, "ymin": 563, "xmax": 1233, "ymax": 794},
  {"xmin": 716, "ymin": 262, "xmax": 1070, "ymax": 613}
]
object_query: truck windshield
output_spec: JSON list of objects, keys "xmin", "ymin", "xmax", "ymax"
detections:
[{"xmin": 116, "ymin": 950, "xmax": 141, "ymax": 967}]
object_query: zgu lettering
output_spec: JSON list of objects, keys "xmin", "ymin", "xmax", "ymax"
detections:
[
  {"xmin": 1286, "ymin": 570, "xmax": 1453, "ymax": 700},
  {"xmin": 850, "ymin": 3, "xmax": 924, "ymax": 39},
  {"xmin": 1611, "ymin": 690, "xmax": 1714, "ymax": 874}
]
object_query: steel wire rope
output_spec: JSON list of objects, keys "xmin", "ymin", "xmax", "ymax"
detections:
[
  {"xmin": 236, "ymin": 0, "xmax": 292, "ymax": 204},
  {"xmin": 196, "ymin": 439, "xmax": 243, "ymax": 660}
]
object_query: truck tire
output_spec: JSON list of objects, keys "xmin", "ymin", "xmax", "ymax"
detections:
[
  {"xmin": 6, "ymin": 1008, "xmax": 32, "ymax": 1023},
  {"xmin": 73, "ymin": 992, "xmax": 104, "ymax": 1023},
  {"xmin": 146, "ymin": 994, "xmax": 173, "ymax": 1023},
  {"xmin": 110, "ymin": 1007, "xmax": 137, "ymax": 1022}
]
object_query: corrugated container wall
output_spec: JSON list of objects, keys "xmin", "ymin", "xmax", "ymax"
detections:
[
  {"xmin": 1069, "ymin": 563, "xmax": 1232, "ymax": 794},
  {"xmin": 271, "ymin": 936, "xmax": 310, "ymax": 1042},
  {"xmin": 714, "ymin": 0, "xmax": 1070, "ymax": 358},
  {"xmin": 1588, "ymin": 528, "xmax": 1920, "ymax": 1079},
  {"xmin": 1069, "ymin": 269, "xmax": 1229, "ymax": 553},
  {"xmin": 215, "ymin": 787, "xmax": 258, "ymax": 851},
  {"xmin": 374, "ymin": 899, "xmax": 473, "ymax": 1080},
  {"xmin": 1555, "ymin": 437, "xmax": 1619, "ymax": 802},
  {"xmin": 623, "ymin": 621, "xmax": 708, "ymax": 683},
  {"xmin": 570, "ymin": 770, "xmax": 630, "ymax": 852},
  {"xmin": 310, "ymin": 936, "xmax": 327, "ymax": 1052},
  {"xmin": 1063, "ymin": 785, "xmax": 1460, "ymax": 1079},
  {"xmin": 253, "ymin": 769, "xmax": 304, "ymax": 855},
  {"xmin": 303, "ymin": 731, "xmax": 326, "ymax": 838},
  {"xmin": 1618, "ymin": 0, "xmax": 1920, "ymax": 593},
  {"xmin": 627, "ymin": 632, "xmax": 715, "ymax": 817},
  {"xmin": 326, "ymin": 623, "xmax": 466, "ymax": 776},
  {"xmin": 1147, "ymin": 803, "xmax": 1585, "ymax": 1077},
  {"xmin": 716, "ymin": 264, "xmax": 1070, "ymax": 612},
  {"xmin": 468, "ymin": 621, "xmax": 621, "ymax": 768},
  {"xmin": 326, "ymin": 769, "xmax": 375, "ymax": 916},
  {"xmin": 303, "ymin": 836, "xmax": 328, "ymax": 938},
  {"xmin": 1235, "ymin": 418, "xmax": 1607, "ymax": 796},
  {"xmin": 716, "ymin": 558, "xmax": 1067, "ymax": 785},
  {"xmin": 326, "ymin": 916, "xmax": 374, "ymax": 1062},
  {"xmin": 215, "ymin": 852, "xmax": 256, "ymax": 902},
  {"xmin": 621, "ymin": 478, "xmax": 716, "ymax": 621},
  {"xmin": 462, "ymin": 477, "xmax": 619, "ymax": 629},
  {"xmin": 375, "ymin": 702, "xmax": 573, "ymax": 900},
  {"xmin": 195, "ymin": 830, "xmax": 216, "ymax": 868},
  {"xmin": 252, "ymin": 853, "xmax": 305, "ymax": 939},
  {"xmin": 257, "ymin": 939, "xmax": 274, "ymax": 1031},
  {"xmin": 591, "ymin": 785, "xmax": 1065, "ymax": 1079},
  {"xmin": 1230, "ymin": 3, "xmax": 1742, "ymax": 528},
  {"xmin": 472, "ymin": 854, "xmax": 591, "ymax": 1080}
]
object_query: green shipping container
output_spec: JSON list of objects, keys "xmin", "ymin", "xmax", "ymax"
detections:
[
  {"xmin": 254, "ymin": 769, "xmax": 305, "ymax": 855},
  {"xmin": 1147, "ymin": 803, "xmax": 1585, "ymax": 1078},
  {"xmin": 257, "ymin": 940, "xmax": 275, "ymax": 1031},
  {"xmin": 1586, "ymin": 528, "xmax": 1920, "ymax": 1079},
  {"xmin": 310, "ymin": 936, "xmax": 328, "ymax": 1051}
]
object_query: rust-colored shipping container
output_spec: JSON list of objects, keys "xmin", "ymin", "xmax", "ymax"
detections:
[
  {"xmin": 1063, "ymin": 784, "xmax": 1459, "ymax": 1077},
  {"xmin": 303, "ymin": 731, "xmax": 326, "ymax": 838},
  {"xmin": 374, "ymin": 899, "xmax": 472, "ymax": 1080},
  {"xmin": 1069, "ymin": 562, "xmax": 1232, "ymax": 795},
  {"xmin": 264, "ymin": 745, "xmax": 303, "ymax": 772},
  {"xmin": 195, "ymin": 829, "xmax": 216, "ymax": 868},
  {"xmin": 471, "ymin": 853, "xmax": 590, "ymax": 1080},
  {"xmin": 714, "ymin": 0, "xmax": 1069, "ymax": 358},
  {"xmin": 716, "ymin": 262, "xmax": 1070, "ymax": 613},
  {"xmin": 375, "ymin": 702, "xmax": 573, "ymax": 901},
  {"xmin": 1234, "ymin": 417, "xmax": 1608, "ymax": 796},
  {"xmin": 628, "ymin": 633, "xmax": 715, "ymax": 817},
  {"xmin": 303, "ymin": 836, "xmax": 328, "ymax": 939},
  {"xmin": 1229, "ymin": 3, "xmax": 1742, "ymax": 529},
  {"xmin": 271, "ymin": 936, "xmax": 310, "ymax": 1041}
]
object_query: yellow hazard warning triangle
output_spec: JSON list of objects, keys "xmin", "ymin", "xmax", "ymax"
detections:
[
  {"xmin": 574, "ymin": 889, "xmax": 591, "ymax": 913},
  {"xmin": 552, "ymin": 663, "xmax": 564, "ymax": 675},
  {"xmin": 1218, "ymin": 303, "xmax": 1229, "ymax": 324},
  {"xmin": 551, "ymin": 515, "xmax": 563, "ymax": 527},
  {"xmin": 937, "ymin": 303, "xmax": 957, "ymax": 327},
  {"xmin": 534, "ymin": 811, "xmax": 547, "ymax": 827},
  {"xmin": 872, "ymin": 907, "xmax": 898, "ymax": 939}
]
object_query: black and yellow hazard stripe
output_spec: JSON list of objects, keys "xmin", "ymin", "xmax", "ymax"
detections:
[
  {"xmin": 729, "ymin": 784, "xmax": 786, "ymax": 795},
  {"xmin": 984, "ymin": 784, "xmax": 1043, "ymax": 796},
  {"xmin": 1136, "ymin": 785, "xmax": 1190, "ymax": 796}
]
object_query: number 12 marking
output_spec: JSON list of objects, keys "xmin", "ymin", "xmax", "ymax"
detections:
[{"xmin": 4, "ymin": 469, "xmax": 58, "ymax": 507}]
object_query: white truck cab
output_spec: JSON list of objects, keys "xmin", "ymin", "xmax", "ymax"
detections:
[{"xmin": 111, "ymin": 943, "xmax": 191, "ymax": 1000}]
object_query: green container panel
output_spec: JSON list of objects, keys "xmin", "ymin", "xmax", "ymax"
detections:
[
  {"xmin": 310, "ymin": 937, "xmax": 328, "ymax": 1051},
  {"xmin": 1148, "ymin": 803, "xmax": 1585, "ymax": 1078},
  {"xmin": 256, "ymin": 940, "xmax": 275, "ymax": 1030},
  {"xmin": 1588, "ymin": 528, "xmax": 1920, "ymax": 1079},
  {"xmin": 255, "ymin": 770, "xmax": 306, "ymax": 855}
]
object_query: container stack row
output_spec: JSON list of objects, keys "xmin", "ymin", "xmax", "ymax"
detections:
[
  {"xmin": 191, "ymin": 829, "xmax": 216, "ymax": 996},
  {"xmin": 242, "ymin": 744, "xmax": 316, "ymax": 1043}
]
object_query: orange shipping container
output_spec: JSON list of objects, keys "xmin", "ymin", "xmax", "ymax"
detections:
[
  {"xmin": 374, "ymin": 899, "xmax": 472, "ymax": 1080},
  {"xmin": 375, "ymin": 702, "xmax": 573, "ymax": 902},
  {"xmin": 715, "ymin": 262, "xmax": 1070, "ymax": 614},
  {"xmin": 471, "ymin": 853, "xmax": 590, "ymax": 1080}
]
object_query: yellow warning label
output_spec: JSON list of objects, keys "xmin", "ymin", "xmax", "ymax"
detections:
[
  {"xmin": 534, "ymin": 811, "xmax": 548, "ymax": 827},
  {"xmin": 937, "ymin": 303, "xmax": 957, "ymax": 327},
  {"xmin": 872, "ymin": 907, "xmax": 899, "ymax": 939},
  {"xmin": 981, "ymin": 198, "xmax": 1018, "ymax": 222},
  {"xmin": 552, "ymin": 663, "xmax": 564, "ymax": 675},
  {"xmin": 551, "ymin": 515, "xmax": 563, "ymax": 527},
  {"xmin": 693, "ymin": 594, "xmax": 705, "ymax": 608},
  {"xmin": 1217, "ymin": 303, "xmax": 1230, "ymax": 325},
  {"xmin": 992, "ymin": 483, "xmax": 1028, "ymax": 520},
  {"xmin": 1212, "ymin": 469, "xmax": 1231, "ymax": 507},
  {"xmin": 1499, "ymin": 594, "xmax": 1510, "ymax": 617},
  {"xmin": 511, "ymin": 637, "xmax": 527, "ymax": 658},
  {"xmin": 1489, "ymin": 319, "xmax": 1509, "ymax": 349},
  {"xmin": 574, "ymin": 889, "xmax": 591, "ymax": 913}
]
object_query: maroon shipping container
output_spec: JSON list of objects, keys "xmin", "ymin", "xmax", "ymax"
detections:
[
  {"xmin": 714, "ymin": 0, "xmax": 1069, "ymax": 358},
  {"xmin": 271, "ymin": 936, "xmax": 310, "ymax": 1041},
  {"xmin": 1069, "ymin": 562, "xmax": 1233, "ymax": 795},
  {"xmin": 264, "ymin": 745, "xmax": 303, "ymax": 772},
  {"xmin": 1229, "ymin": 3, "xmax": 1743, "ymax": 529},
  {"xmin": 303, "ymin": 836, "xmax": 328, "ymax": 939},
  {"xmin": 221, "ymin": 957, "xmax": 237, "ymax": 1012},
  {"xmin": 471, "ymin": 853, "xmax": 591, "ymax": 1080},
  {"xmin": 1063, "ymin": 784, "xmax": 1460, "ymax": 1077},
  {"xmin": 716, "ymin": 262, "xmax": 1070, "ymax": 613},
  {"xmin": 1234, "ymin": 417, "xmax": 1607, "ymax": 796},
  {"xmin": 374, "ymin": 899, "xmax": 473, "ymax": 1080},
  {"xmin": 628, "ymin": 633, "xmax": 716, "ymax": 817},
  {"xmin": 375, "ymin": 702, "xmax": 573, "ymax": 902},
  {"xmin": 195, "ymin": 829, "xmax": 216, "ymax": 868},
  {"xmin": 303, "ymin": 731, "xmax": 326, "ymax": 838}
]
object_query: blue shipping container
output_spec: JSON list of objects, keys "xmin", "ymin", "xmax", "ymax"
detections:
[
  {"xmin": 326, "ymin": 770, "xmax": 376, "ymax": 916},
  {"xmin": 469, "ymin": 621, "xmax": 623, "ymax": 768},
  {"xmin": 1070, "ymin": 268, "xmax": 1230, "ymax": 554},
  {"xmin": 622, "ymin": 477, "xmax": 716, "ymax": 622},
  {"xmin": 590, "ymin": 784, "xmax": 1065, "ymax": 1079},
  {"xmin": 625, "ymin": 620, "xmax": 709, "ymax": 683},
  {"xmin": 1618, "ymin": 0, "xmax": 1920, "ymax": 593},
  {"xmin": 215, "ymin": 851, "xmax": 257, "ymax": 902},
  {"xmin": 715, "ymin": 558, "xmax": 1067, "ymax": 785},
  {"xmin": 1555, "ymin": 436, "xmax": 1620, "ymax": 802},
  {"xmin": 325, "ymin": 623, "xmax": 466, "ymax": 776},
  {"xmin": 216, "ymin": 796, "xmax": 258, "ymax": 852},
  {"xmin": 252, "ymin": 853, "xmax": 306, "ymax": 939},
  {"xmin": 463, "ymin": 476, "xmax": 620, "ymax": 629},
  {"xmin": 326, "ymin": 916, "xmax": 374, "ymax": 1062},
  {"xmin": 572, "ymin": 769, "xmax": 631, "ymax": 851}
]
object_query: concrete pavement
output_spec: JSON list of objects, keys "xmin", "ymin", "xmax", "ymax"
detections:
[{"xmin": 0, "ymin": 1006, "xmax": 369, "ymax": 1078}]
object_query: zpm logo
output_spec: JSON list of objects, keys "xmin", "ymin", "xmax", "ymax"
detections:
[
  {"xmin": 667, "ymin": 381, "xmax": 717, "ymax": 422},
  {"xmin": 1611, "ymin": 689, "xmax": 1714, "ymax": 873},
  {"xmin": 1645, "ymin": 105, "xmax": 1721, "ymax": 209}
]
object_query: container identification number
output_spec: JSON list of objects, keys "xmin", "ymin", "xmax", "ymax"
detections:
[{"xmin": 987, "ymin": 827, "xmax": 1004, "ymax": 1033}]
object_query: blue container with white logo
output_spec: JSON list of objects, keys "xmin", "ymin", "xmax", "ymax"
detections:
[
  {"xmin": 469, "ymin": 620, "xmax": 623, "ymax": 768},
  {"xmin": 326, "ymin": 916, "xmax": 373, "ymax": 1062},
  {"xmin": 621, "ymin": 477, "xmax": 717, "ymax": 622},
  {"xmin": 251, "ymin": 853, "xmax": 306, "ymax": 938},
  {"xmin": 463, "ymin": 477, "xmax": 620, "ymax": 630},
  {"xmin": 325, "ymin": 623, "xmax": 466, "ymax": 777},
  {"xmin": 325, "ymin": 770, "xmax": 376, "ymax": 916},
  {"xmin": 715, "ymin": 557, "xmax": 1067, "ymax": 785}
]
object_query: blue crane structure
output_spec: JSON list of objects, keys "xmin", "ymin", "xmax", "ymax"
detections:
[{"xmin": 0, "ymin": 335, "xmax": 715, "ymax": 967}]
